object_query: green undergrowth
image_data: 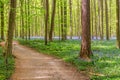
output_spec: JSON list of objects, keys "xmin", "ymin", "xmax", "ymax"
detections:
[
  {"xmin": 18, "ymin": 39, "xmax": 120, "ymax": 80},
  {"xmin": 0, "ymin": 47, "xmax": 14, "ymax": 80}
]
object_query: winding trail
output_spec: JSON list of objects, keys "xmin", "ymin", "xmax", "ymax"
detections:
[{"xmin": 10, "ymin": 44, "xmax": 90, "ymax": 80}]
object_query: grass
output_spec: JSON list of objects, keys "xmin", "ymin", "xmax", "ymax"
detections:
[
  {"xmin": 0, "ymin": 47, "xmax": 14, "ymax": 80},
  {"xmin": 18, "ymin": 39, "xmax": 120, "ymax": 80}
]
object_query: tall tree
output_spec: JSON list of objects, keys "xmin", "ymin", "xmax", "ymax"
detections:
[
  {"xmin": 61, "ymin": 0, "xmax": 64, "ymax": 40},
  {"xmin": 101, "ymin": 0, "xmax": 104, "ymax": 40},
  {"xmin": 105, "ymin": 0, "xmax": 109, "ymax": 40},
  {"xmin": 98, "ymin": 0, "xmax": 101, "ymax": 39},
  {"xmin": 77, "ymin": 0, "xmax": 81, "ymax": 39},
  {"xmin": 94, "ymin": 0, "xmax": 98, "ymax": 39},
  {"xmin": 80, "ymin": 0, "xmax": 92, "ymax": 60},
  {"xmin": 49, "ymin": 0, "xmax": 56, "ymax": 41},
  {"xmin": 116, "ymin": 0, "xmax": 120, "ymax": 49},
  {"xmin": 25, "ymin": 0, "xmax": 28, "ymax": 40},
  {"xmin": 91, "ymin": 0, "xmax": 94, "ymax": 39},
  {"xmin": 28, "ymin": 0, "xmax": 31, "ymax": 40},
  {"xmin": 4, "ymin": 0, "xmax": 17, "ymax": 66},
  {"xmin": 0, "ymin": 1, "xmax": 5, "ymax": 40},
  {"xmin": 69, "ymin": 0, "xmax": 73, "ymax": 39},
  {"xmin": 45, "ymin": 0, "xmax": 49, "ymax": 45},
  {"xmin": 20, "ymin": 0, "xmax": 25, "ymax": 39},
  {"xmin": 109, "ymin": 0, "xmax": 112, "ymax": 37},
  {"xmin": 63, "ymin": 0, "xmax": 67, "ymax": 40}
]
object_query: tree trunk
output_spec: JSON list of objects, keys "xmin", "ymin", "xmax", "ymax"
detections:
[
  {"xmin": 25, "ymin": 0, "xmax": 28, "ymax": 40},
  {"xmin": 80, "ymin": 0, "xmax": 92, "ymax": 61},
  {"xmin": 4, "ymin": 0, "xmax": 17, "ymax": 69},
  {"xmin": 116, "ymin": 0, "xmax": 120, "ymax": 49},
  {"xmin": 0, "ymin": 1, "xmax": 4, "ymax": 40},
  {"xmin": 109, "ymin": 0, "xmax": 112, "ymax": 38},
  {"xmin": 63, "ymin": 0, "xmax": 67, "ymax": 40},
  {"xmin": 61, "ymin": 0, "xmax": 64, "ymax": 40},
  {"xmin": 45, "ymin": 0, "xmax": 49, "ymax": 45},
  {"xmin": 20, "ymin": 0, "xmax": 25, "ymax": 39},
  {"xmin": 28, "ymin": 0, "xmax": 30, "ymax": 40},
  {"xmin": 101, "ymin": 0, "xmax": 104, "ymax": 40},
  {"xmin": 98, "ymin": 0, "xmax": 101, "ymax": 39},
  {"xmin": 105, "ymin": 0, "xmax": 109, "ymax": 40},
  {"xmin": 49, "ymin": 0, "xmax": 56, "ymax": 41},
  {"xmin": 69, "ymin": 0, "xmax": 73, "ymax": 39},
  {"xmin": 91, "ymin": 0, "xmax": 94, "ymax": 39},
  {"xmin": 94, "ymin": 0, "xmax": 98, "ymax": 39}
]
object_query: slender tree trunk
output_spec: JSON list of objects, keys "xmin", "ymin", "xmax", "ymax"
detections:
[
  {"xmin": 49, "ymin": 0, "xmax": 56, "ymax": 41},
  {"xmin": 58, "ymin": 0, "xmax": 61, "ymax": 40},
  {"xmin": 45, "ymin": 0, "xmax": 49, "ymax": 45},
  {"xmin": 77, "ymin": 0, "xmax": 81, "ymax": 39},
  {"xmin": 80, "ymin": 0, "xmax": 92, "ymax": 61},
  {"xmin": 98, "ymin": 0, "xmax": 101, "ymax": 39},
  {"xmin": 0, "ymin": 1, "xmax": 4, "ymax": 40},
  {"xmin": 28, "ymin": 0, "xmax": 30, "ymax": 40},
  {"xmin": 105, "ymin": 0, "xmax": 109, "ymax": 40},
  {"xmin": 94, "ymin": 0, "xmax": 98, "ymax": 39},
  {"xmin": 101, "ymin": 0, "xmax": 104, "ymax": 40},
  {"xmin": 61, "ymin": 0, "xmax": 64, "ymax": 40},
  {"xmin": 109, "ymin": 0, "xmax": 112, "ymax": 38},
  {"xmin": 25, "ymin": 0, "xmax": 28, "ymax": 40},
  {"xmin": 91, "ymin": 0, "xmax": 94, "ymax": 39},
  {"xmin": 35, "ymin": 1, "xmax": 38, "ymax": 36},
  {"xmin": 20, "ymin": 0, "xmax": 25, "ymax": 39},
  {"xmin": 69, "ymin": 0, "xmax": 73, "ymax": 39},
  {"xmin": 63, "ymin": 0, "xmax": 67, "ymax": 40},
  {"xmin": 116, "ymin": 0, "xmax": 120, "ymax": 49}
]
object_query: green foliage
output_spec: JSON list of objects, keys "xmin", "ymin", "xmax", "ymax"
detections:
[
  {"xmin": 0, "ymin": 47, "xmax": 14, "ymax": 80},
  {"xmin": 19, "ymin": 39, "xmax": 120, "ymax": 80},
  {"xmin": 91, "ymin": 40, "xmax": 120, "ymax": 80}
]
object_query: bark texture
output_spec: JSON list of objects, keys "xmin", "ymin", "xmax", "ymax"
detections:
[{"xmin": 80, "ymin": 0, "xmax": 92, "ymax": 60}]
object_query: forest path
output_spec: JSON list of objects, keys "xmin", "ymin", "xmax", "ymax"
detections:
[{"xmin": 10, "ymin": 43, "xmax": 89, "ymax": 80}]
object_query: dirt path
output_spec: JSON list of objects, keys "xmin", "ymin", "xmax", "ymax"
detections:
[{"xmin": 10, "ymin": 44, "xmax": 90, "ymax": 80}]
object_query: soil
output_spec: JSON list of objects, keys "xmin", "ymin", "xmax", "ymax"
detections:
[{"xmin": 10, "ymin": 43, "xmax": 90, "ymax": 80}]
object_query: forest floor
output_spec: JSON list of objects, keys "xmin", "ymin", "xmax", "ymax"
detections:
[{"xmin": 10, "ymin": 43, "xmax": 89, "ymax": 80}]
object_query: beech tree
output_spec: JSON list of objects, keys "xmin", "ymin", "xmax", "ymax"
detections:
[
  {"xmin": 101, "ymin": 0, "xmax": 104, "ymax": 40},
  {"xmin": 20, "ymin": 0, "xmax": 25, "ymax": 39},
  {"xmin": 45, "ymin": 0, "xmax": 49, "ymax": 45},
  {"xmin": 0, "ymin": 1, "xmax": 4, "ymax": 40},
  {"xmin": 49, "ymin": 0, "xmax": 56, "ymax": 41},
  {"xmin": 105, "ymin": 0, "xmax": 109, "ymax": 40},
  {"xmin": 80, "ymin": 0, "xmax": 92, "ymax": 60},
  {"xmin": 116, "ymin": 0, "xmax": 120, "ymax": 49},
  {"xmin": 4, "ymin": 0, "xmax": 17, "ymax": 67},
  {"xmin": 69, "ymin": 0, "xmax": 73, "ymax": 39}
]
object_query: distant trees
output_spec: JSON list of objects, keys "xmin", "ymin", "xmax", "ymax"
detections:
[
  {"xmin": 80, "ymin": 0, "xmax": 92, "ymax": 60},
  {"xmin": 0, "ymin": 0, "xmax": 119, "ymax": 57},
  {"xmin": 0, "ymin": 0, "xmax": 118, "ymax": 41}
]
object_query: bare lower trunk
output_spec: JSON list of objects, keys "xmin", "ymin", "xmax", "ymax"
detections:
[{"xmin": 80, "ymin": 0, "xmax": 92, "ymax": 61}]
